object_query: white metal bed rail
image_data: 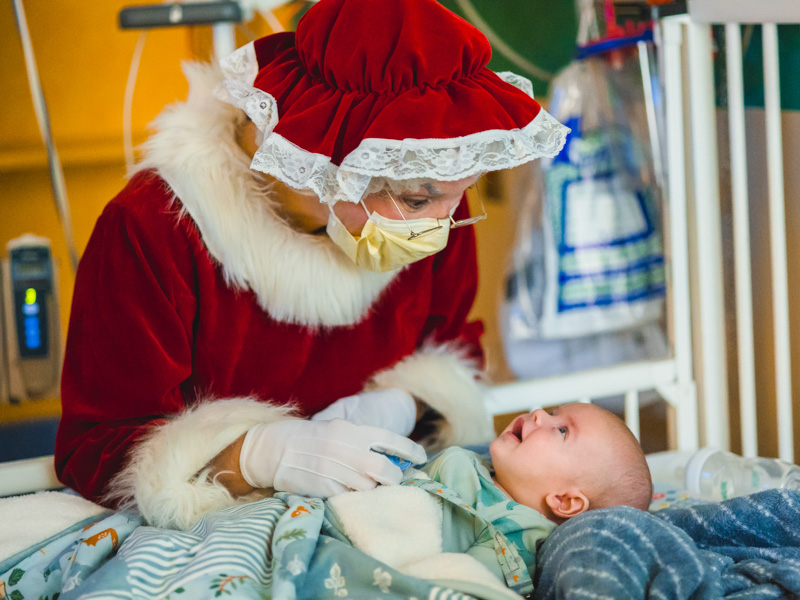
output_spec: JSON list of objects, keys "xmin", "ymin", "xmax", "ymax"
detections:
[
  {"xmin": 0, "ymin": 455, "xmax": 59, "ymax": 497},
  {"xmin": 485, "ymin": 359, "xmax": 698, "ymax": 447}
]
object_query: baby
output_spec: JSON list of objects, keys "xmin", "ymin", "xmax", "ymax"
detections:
[
  {"xmin": 490, "ymin": 401, "xmax": 653, "ymax": 521},
  {"xmin": 324, "ymin": 402, "xmax": 652, "ymax": 599}
]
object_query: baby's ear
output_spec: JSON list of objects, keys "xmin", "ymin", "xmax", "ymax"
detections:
[{"xmin": 545, "ymin": 490, "xmax": 590, "ymax": 520}]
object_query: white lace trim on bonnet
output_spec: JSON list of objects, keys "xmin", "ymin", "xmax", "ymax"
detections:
[{"xmin": 214, "ymin": 42, "xmax": 569, "ymax": 204}]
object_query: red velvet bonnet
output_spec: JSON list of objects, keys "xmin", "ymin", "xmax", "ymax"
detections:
[{"xmin": 216, "ymin": 0, "xmax": 569, "ymax": 204}]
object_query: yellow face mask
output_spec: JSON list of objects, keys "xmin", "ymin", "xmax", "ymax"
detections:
[{"xmin": 326, "ymin": 205, "xmax": 451, "ymax": 273}]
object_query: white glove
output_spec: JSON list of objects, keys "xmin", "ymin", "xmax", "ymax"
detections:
[
  {"xmin": 311, "ymin": 388, "xmax": 417, "ymax": 436},
  {"xmin": 239, "ymin": 418, "xmax": 427, "ymax": 498}
]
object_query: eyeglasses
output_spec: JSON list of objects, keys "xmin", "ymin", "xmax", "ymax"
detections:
[{"xmin": 385, "ymin": 184, "xmax": 488, "ymax": 240}]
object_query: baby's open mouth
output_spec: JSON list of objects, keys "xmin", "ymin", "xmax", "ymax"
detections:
[{"xmin": 511, "ymin": 417, "xmax": 523, "ymax": 441}]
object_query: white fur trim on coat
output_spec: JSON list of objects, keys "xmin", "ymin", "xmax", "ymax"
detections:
[
  {"xmin": 135, "ymin": 62, "xmax": 398, "ymax": 328},
  {"xmin": 327, "ymin": 485, "xmax": 443, "ymax": 569},
  {"xmin": 107, "ymin": 398, "xmax": 296, "ymax": 530},
  {"xmin": 365, "ymin": 343, "xmax": 495, "ymax": 452}
]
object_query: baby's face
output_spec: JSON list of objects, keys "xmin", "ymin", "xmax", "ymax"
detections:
[{"xmin": 489, "ymin": 403, "xmax": 617, "ymax": 512}]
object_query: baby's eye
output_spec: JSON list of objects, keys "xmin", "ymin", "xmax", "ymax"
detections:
[{"xmin": 558, "ymin": 426, "xmax": 568, "ymax": 439}]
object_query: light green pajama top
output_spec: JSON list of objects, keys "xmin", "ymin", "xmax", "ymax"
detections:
[{"xmin": 415, "ymin": 447, "xmax": 556, "ymax": 586}]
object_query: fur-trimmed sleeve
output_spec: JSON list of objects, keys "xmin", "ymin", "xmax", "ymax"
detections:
[
  {"xmin": 365, "ymin": 343, "xmax": 495, "ymax": 452},
  {"xmin": 108, "ymin": 398, "xmax": 298, "ymax": 530}
]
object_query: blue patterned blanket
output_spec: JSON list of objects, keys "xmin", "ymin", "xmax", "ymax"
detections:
[
  {"xmin": 0, "ymin": 493, "xmax": 480, "ymax": 600},
  {"xmin": 2, "ymin": 489, "xmax": 800, "ymax": 599}
]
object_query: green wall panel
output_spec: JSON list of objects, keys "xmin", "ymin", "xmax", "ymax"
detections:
[
  {"xmin": 724, "ymin": 25, "xmax": 800, "ymax": 111},
  {"xmin": 438, "ymin": 3, "xmax": 799, "ymax": 111},
  {"xmin": 437, "ymin": 0, "xmax": 578, "ymax": 97}
]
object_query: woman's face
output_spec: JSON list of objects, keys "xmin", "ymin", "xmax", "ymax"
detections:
[
  {"xmin": 333, "ymin": 175, "xmax": 482, "ymax": 235},
  {"xmin": 240, "ymin": 121, "xmax": 481, "ymax": 235}
]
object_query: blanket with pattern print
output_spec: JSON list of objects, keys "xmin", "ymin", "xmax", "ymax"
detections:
[
  {"xmin": 3, "ymin": 489, "xmax": 800, "ymax": 599},
  {"xmin": 0, "ymin": 492, "xmax": 481, "ymax": 600}
]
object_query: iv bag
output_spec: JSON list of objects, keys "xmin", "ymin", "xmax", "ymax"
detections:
[{"xmin": 501, "ymin": 40, "xmax": 669, "ymax": 379}]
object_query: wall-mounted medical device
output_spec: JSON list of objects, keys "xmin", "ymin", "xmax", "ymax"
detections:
[
  {"xmin": 119, "ymin": 1, "xmax": 242, "ymax": 28},
  {"xmin": 1, "ymin": 234, "xmax": 61, "ymax": 401}
]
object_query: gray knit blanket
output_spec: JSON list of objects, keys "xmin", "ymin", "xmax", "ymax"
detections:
[{"xmin": 533, "ymin": 489, "xmax": 800, "ymax": 599}]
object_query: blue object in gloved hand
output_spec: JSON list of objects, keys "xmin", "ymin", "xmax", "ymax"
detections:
[{"xmin": 374, "ymin": 451, "xmax": 413, "ymax": 470}]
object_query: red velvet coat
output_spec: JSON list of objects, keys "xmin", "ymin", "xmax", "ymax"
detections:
[
  {"xmin": 55, "ymin": 171, "xmax": 484, "ymax": 506},
  {"xmin": 50, "ymin": 61, "xmax": 497, "ymax": 530}
]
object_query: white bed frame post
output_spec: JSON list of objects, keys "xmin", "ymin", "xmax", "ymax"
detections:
[
  {"xmin": 723, "ymin": 19, "xmax": 758, "ymax": 459},
  {"xmin": 685, "ymin": 17, "xmax": 730, "ymax": 451},
  {"xmin": 660, "ymin": 15, "xmax": 699, "ymax": 451},
  {"xmin": 762, "ymin": 22, "xmax": 793, "ymax": 464}
]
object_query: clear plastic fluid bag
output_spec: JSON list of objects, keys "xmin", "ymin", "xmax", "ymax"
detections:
[
  {"xmin": 648, "ymin": 448, "xmax": 800, "ymax": 501},
  {"xmin": 501, "ymin": 33, "xmax": 669, "ymax": 379}
]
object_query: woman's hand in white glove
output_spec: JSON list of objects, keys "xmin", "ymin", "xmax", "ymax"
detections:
[
  {"xmin": 310, "ymin": 388, "xmax": 417, "ymax": 436},
  {"xmin": 239, "ymin": 418, "xmax": 426, "ymax": 498}
]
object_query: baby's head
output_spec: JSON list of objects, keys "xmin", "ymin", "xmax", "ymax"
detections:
[{"xmin": 489, "ymin": 402, "xmax": 652, "ymax": 523}]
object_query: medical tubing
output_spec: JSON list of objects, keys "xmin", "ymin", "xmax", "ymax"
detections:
[
  {"xmin": 11, "ymin": 0, "xmax": 80, "ymax": 273},
  {"xmin": 123, "ymin": 31, "xmax": 148, "ymax": 175}
]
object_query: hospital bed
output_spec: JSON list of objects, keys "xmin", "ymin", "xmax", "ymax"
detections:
[{"xmin": 2, "ymin": 2, "xmax": 800, "ymax": 598}]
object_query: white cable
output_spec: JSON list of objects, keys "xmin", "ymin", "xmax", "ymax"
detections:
[
  {"xmin": 260, "ymin": 9, "xmax": 284, "ymax": 33},
  {"xmin": 10, "ymin": 0, "xmax": 80, "ymax": 273},
  {"xmin": 124, "ymin": 31, "xmax": 148, "ymax": 176}
]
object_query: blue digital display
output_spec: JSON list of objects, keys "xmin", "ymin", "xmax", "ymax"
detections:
[
  {"xmin": 10, "ymin": 244, "xmax": 52, "ymax": 359},
  {"xmin": 15, "ymin": 289, "xmax": 48, "ymax": 358},
  {"xmin": 24, "ymin": 315, "xmax": 42, "ymax": 350}
]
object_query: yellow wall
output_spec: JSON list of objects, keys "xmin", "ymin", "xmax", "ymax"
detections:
[{"xmin": 1, "ymin": 0, "xmax": 194, "ymax": 417}]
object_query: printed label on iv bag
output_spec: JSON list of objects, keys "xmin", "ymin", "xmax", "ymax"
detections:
[{"xmin": 537, "ymin": 121, "xmax": 665, "ymax": 339}]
